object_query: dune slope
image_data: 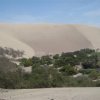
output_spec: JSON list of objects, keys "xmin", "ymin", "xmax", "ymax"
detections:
[{"xmin": 0, "ymin": 24, "xmax": 100, "ymax": 57}]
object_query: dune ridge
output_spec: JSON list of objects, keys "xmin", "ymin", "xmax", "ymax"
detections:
[{"xmin": 0, "ymin": 24, "xmax": 100, "ymax": 57}]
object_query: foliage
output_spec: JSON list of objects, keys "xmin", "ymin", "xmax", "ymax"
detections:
[
  {"xmin": 60, "ymin": 65, "xmax": 77, "ymax": 75},
  {"xmin": 0, "ymin": 48, "xmax": 100, "ymax": 88},
  {"xmin": 0, "ymin": 57, "xmax": 17, "ymax": 72},
  {"xmin": 89, "ymin": 70, "xmax": 100, "ymax": 80},
  {"xmin": 20, "ymin": 58, "xmax": 33, "ymax": 67},
  {"xmin": 40, "ymin": 55, "xmax": 52, "ymax": 65}
]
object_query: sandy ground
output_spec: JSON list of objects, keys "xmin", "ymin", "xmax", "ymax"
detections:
[{"xmin": 0, "ymin": 88, "xmax": 100, "ymax": 100}]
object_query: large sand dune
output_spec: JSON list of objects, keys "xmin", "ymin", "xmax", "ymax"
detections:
[
  {"xmin": 0, "ymin": 24, "xmax": 100, "ymax": 57},
  {"xmin": 0, "ymin": 88, "xmax": 100, "ymax": 100}
]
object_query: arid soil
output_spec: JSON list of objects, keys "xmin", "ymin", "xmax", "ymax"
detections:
[{"xmin": 0, "ymin": 88, "xmax": 100, "ymax": 100}]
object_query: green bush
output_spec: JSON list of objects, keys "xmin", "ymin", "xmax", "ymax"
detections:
[
  {"xmin": 89, "ymin": 70, "xmax": 100, "ymax": 80},
  {"xmin": 60, "ymin": 65, "xmax": 77, "ymax": 76}
]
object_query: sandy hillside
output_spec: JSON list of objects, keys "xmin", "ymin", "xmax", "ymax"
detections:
[
  {"xmin": 0, "ymin": 88, "xmax": 100, "ymax": 100},
  {"xmin": 0, "ymin": 24, "xmax": 100, "ymax": 57}
]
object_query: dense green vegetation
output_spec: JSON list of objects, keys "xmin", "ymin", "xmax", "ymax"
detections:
[{"xmin": 0, "ymin": 48, "xmax": 100, "ymax": 88}]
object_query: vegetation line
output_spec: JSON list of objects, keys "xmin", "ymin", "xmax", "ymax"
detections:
[{"xmin": 0, "ymin": 48, "xmax": 100, "ymax": 88}]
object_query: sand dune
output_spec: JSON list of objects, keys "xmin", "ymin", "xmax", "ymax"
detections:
[
  {"xmin": 0, "ymin": 88, "xmax": 100, "ymax": 100},
  {"xmin": 0, "ymin": 24, "xmax": 100, "ymax": 57}
]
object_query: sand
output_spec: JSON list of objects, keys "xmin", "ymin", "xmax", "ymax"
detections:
[
  {"xmin": 0, "ymin": 24, "xmax": 100, "ymax": 57},
  {"xmin": 0, "ymin": 88, "xmax": 100, "ymax": 100}
]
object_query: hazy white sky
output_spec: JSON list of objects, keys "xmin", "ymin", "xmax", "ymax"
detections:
[{"xmin": 0, "ymin": 0, "xmax": 100, "ymax": 26}]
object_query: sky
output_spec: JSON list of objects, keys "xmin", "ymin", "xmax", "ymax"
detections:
[{"xmin": 0, "ymin": 0, "xmax": 100, "ymax": 26}]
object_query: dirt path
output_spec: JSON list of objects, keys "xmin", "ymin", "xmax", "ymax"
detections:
[{"xmin": 0, "ymin": 88, "xmax": 100, "ymax": 100}]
